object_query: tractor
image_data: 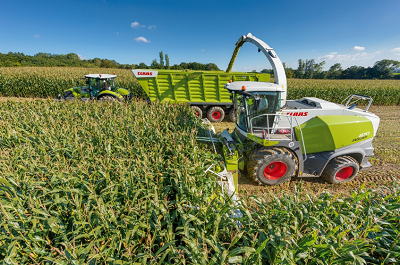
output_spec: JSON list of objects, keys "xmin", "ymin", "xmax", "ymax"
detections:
[{"xmin": 61, "ymin": 73, "xmax": 132, "ymax": 101}]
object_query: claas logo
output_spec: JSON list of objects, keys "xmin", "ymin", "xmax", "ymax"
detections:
[
  {"xmin": 285, "ymin": 112, "xmax": 308, "ymax": 116},
  {"xmin": 137, "ymin": 72, "xmax": 153, "ymax": 76}
]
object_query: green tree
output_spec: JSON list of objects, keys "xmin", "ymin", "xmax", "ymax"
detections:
[
  {"xmin": 371, "ymin": 59, "xmax": 400, "ymax": 79},
  {"xmin": 159, "ymin": 51, "xmax": 164, "ymax": 69},
  {"xmin": 165, "ymin": 54, "xmax": 170, "ymax": 69},
  {"xmin": 327, "ymin": 63, "xmax": 342, "ymax": 79},
  {"xmin": 100, "ymin": 59, "xmax": 114, "ymax": 68},
  {"xmin": 138, "ymin": 62, "xmax": 148, "ymax": 69},
  {"xmin": 206, "ymin": 63, "xmax": 220, "ymax": 71},
  {"xmin": 151, "ymin": 59, "xmax": 160, "ymax": 69}
]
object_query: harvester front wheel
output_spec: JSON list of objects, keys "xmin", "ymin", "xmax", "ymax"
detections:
[
  {"xmin": 207, "ymin": 107, "xmax": 225, "ymax": 122},
  {"xmin": 247, "ymin": 147, "xmax": 298, "ymax": 185},
  {"xmin": 191, "ymin": 106, "xmax": 203, "ymax": 118},
  {"xmin": 321, "ymin": 156, "xmax": 359, "ymax": 184},
  {"xmin": 229, "ymin": 108, "xmax": 236, "ymax": 122}
]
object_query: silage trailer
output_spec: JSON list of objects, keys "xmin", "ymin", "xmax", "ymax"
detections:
[{"xmin": 131, "ymin": 69, "xmax": 270, "ymax": 122}]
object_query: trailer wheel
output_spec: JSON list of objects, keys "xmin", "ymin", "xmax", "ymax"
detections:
[
  {"xmin": 247, "ymin": 147, "xmax": 298, "ymax": 185},
  {"xmin": 321, "ymin": 156, "xmax": 359, "ymax": 184},
  {"xmin": 207, "ymin": 107, "xmax": 225, "ymax": 122},
  {"xmin": 229, "ymin": 108, "xmax": 236, "ymax": 122},
  {"xmin": 191, "ymin": 106, "xmax": 203, "ymax": 118}
]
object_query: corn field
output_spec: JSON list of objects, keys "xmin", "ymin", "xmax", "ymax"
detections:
[
  {"xmin": 287, "ymin": 79, "xmax": 400, "ymax": 105},
  {"xmin": 1, "ymin": 67, "xmax": 400, "ymax": 105},
  {"xmin": 0, "ymin": 67, "xmax": 146, "ymax": 99},
  {"xmin": 1, "ymin": 100, "xmax": 400, "ymax": 264}
]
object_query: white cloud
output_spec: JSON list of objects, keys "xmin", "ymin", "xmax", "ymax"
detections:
[
  {"xmin": 77, "ymin": 54, "xmax": 87, "ymax": 60},
  {"xmin": 134, "ymin": 36, "xmax": 150, "ymax": 43},
  {"xmin": 34, "ymin": 35, "xmax": 40, "ymax": 39},
  {"xmin": 348, "ymin": 46, "xmax": 365, "ymax": 51},
  {"xmin": 318, "ymin": 54, "xmax": 335, "ymax": 60},
  {"xmin": 131, "ymin": 22, "xmax": 156, "ymax": 29},
  {"xmin": 389, "ymin": 47, "xmax": 400, "ymax": 55},
  {"xmin": 116, "ymin": 32, "xmax": 119, "ymax": 35},
  {"xmin": 131, "ymin": 22, "xmax": 140, "ymax": 28},
  {"xmin": 201, "ymin": 49, "xmax": 205, "ymax": 52}
]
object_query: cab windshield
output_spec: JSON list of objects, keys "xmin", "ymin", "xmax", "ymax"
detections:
[
  {"xmin": 246, "ymin": 91, "xmax": 280, "ymax": 118},
  {"xmin": 234, "ymin": 91, "xmax": 280, "ymax": 132},
  {"xmin": 89, "ymin": 78, "xmax": 115, "ymax": 90}
]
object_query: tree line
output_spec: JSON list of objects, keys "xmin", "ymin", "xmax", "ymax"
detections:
[
  {"xmin": 1, "ymin": 51, "xmax": 399, "ymax": 79},
  {"xmin": 261, "ymin": 59, "xmax": 400, "ymax": 79},
  {"xmin": 0, "ymin": 51, "xmax": 220, "ymax": 71}
]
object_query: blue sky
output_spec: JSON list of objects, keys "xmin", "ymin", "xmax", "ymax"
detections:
[{"xmin": 1, "ymin": 0, "xmax": 399, "ymax": 71}]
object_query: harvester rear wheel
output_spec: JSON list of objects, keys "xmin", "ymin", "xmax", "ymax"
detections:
[
  {"xmin": 207, "ymin": 107, "xmax": 225, "ymax": 122},
  {"xmin": 247, "ymin": 147, "xmax": 298, "ymax": 185},
  {"xmin": 191, "ymin": 106, "xmax": 203, "ymax": 118},
  {"xmin": 321, "ymin": 156, "xmax": 359, "ymax": 184},
  {"xmin": 229, "ymin": 108, "xmax": 236, "ymax": 122}
]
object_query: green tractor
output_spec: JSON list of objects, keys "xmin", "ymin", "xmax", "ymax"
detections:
[{"xmin": 61, "ymin": 74, "xmax": 132, "ymax": 101}]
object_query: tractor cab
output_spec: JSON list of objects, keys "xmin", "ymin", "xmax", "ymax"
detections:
[
  {"xmin": 226, "ymin": 81, "xmax": 282, "ymax": 133},
  {"xmin": 62, "ymin": 74, "xmax": 132, "ymax": 101},
  {"xmin": 85, "ymin": 74, "xmax": 117, "ymax": 98}
]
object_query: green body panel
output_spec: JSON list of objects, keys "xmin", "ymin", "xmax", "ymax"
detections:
[
  {"xmin": 248, "ymin": 133, "xmax": 279, "ymax": 147},
  {"xmin": 98, "ymin": 90, "xmax": 123, "ymax": 99},
  {"xmin": 222, "ymin": 145, "xmax": 239, "ymax": 192},
  {"xmin": 66, "ymin": 87, "xmax": 90, "ymax": 98},
  {"xmin": 117, "ymin": 88, "xmax": 130, "ymax": 96},
  {"xmin": 295, "ymin": 115, "xmax": 374, "ymax": 154},
  {"xmin": 136, "ymin": 70, "xmax": 270, "ymax": 103}
]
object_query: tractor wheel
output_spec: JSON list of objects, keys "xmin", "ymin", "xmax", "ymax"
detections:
[
  {"xmin": 321, "ymin": 156, "xmax": 359, "ymax": 184},
  {"xmin": 207, "ymin": 106, "xmax": 225, "ymax": 122},
  {"xmin": 98, "ymin": 96, "xmax": 116, "ymax": 102},
  {"xmin": 229, "ymin": 108, "xmax": 236, "ymax": 122},
  {"xmin": 247, "ymin": 147, "xmax": 298, "ymax": 185},
  {"xmin": 191, "ymin": 106, "xmax": 203, "ymax": 118}
]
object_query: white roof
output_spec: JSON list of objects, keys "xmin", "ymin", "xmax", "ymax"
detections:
[
  {"xmin": 224, "ymin": 81, "xmax": 282, "ymax": 92},
  {"xmin": 85, "ymin": 74, "xmax": 117, "ymax": 79}
]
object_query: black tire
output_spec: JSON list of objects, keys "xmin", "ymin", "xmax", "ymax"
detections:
[
  {"xmin": 247, "ymin": 147, "xmax": 298, "ymax": 185},
  {"xmin": 191, "ymin": 106, "xmax": 203, "ymax": 118},
  {"xmin": 207, "ymin": 106, "xmax": 225, "ymax": 123},
  {"xmin": 98, "ymin": 95, "xmax": 116, "ymax": 102},
  {"xmin": 229, "ymin": 108, "xmax": 236, "ymax": 122},
  {"xmin": 321, "ymin": 156, "xmax": 359, "ymax": 184}
]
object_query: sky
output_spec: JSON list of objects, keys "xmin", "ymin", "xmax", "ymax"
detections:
[{"xmin": 1, "ymin": 0, "xmax": 400, "ymax": 71}]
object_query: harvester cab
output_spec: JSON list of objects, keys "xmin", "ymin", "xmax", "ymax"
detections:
[
  {"xmin": 221, "ymin": 33, "xmax": 380, "ymax": 186},
  {"xmin": 61, "ymin": 74, "xmax": 132, "ymax": 101}
]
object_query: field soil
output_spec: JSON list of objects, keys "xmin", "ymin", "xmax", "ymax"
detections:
[{"xmin": 213, "ymin": 105, "xmax": 400, "ymax": 197}]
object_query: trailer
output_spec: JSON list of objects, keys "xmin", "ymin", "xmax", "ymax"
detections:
[{"xmin": 131, "ymin": 69, "xmax": 269, "ymax": 122}]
